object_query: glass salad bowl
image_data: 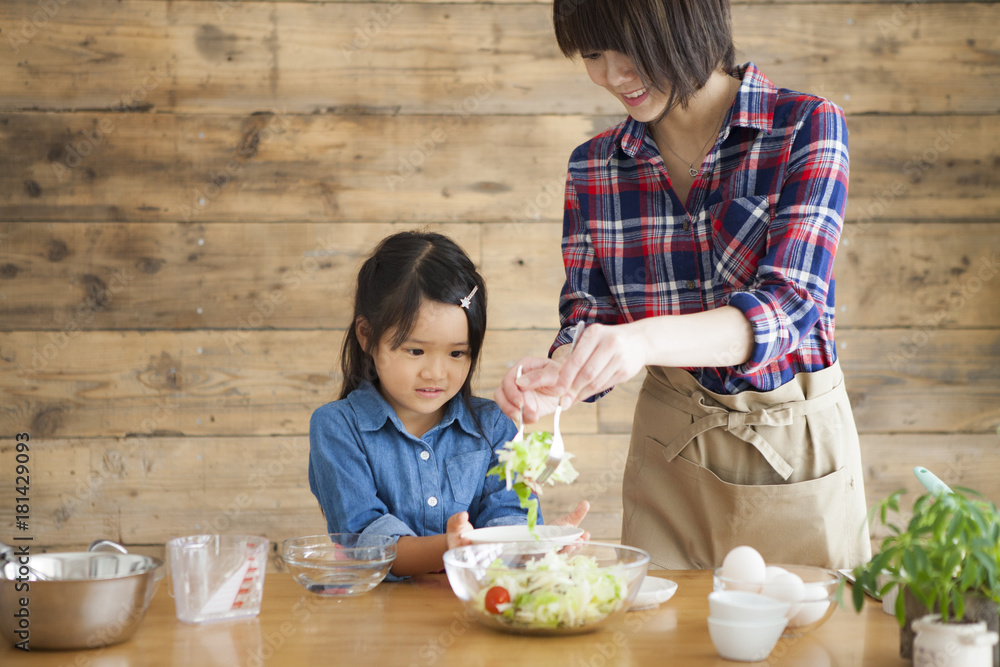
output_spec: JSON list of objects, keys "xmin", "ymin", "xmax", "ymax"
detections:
[
  {"xmin": 443, "ymin": 541, "xmax": 649, "ymax": 635},
  {"xmin": 279, "ymin": 533, "xmax": 396, "ymax": 597}
]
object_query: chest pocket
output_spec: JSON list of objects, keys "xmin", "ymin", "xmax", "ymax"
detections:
[
  {"xmin": 707, "ymin": 195, "xmax": 772, "ymax": 289},
  {"xmin": 445, "ymin": 450, "xmax": 489, "ymax": 506}
]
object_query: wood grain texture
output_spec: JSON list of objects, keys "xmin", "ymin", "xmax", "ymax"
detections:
[
  {"xmin": 1, "ymin": 113, "xmax": 997, "ymax": 222},
  {"xmin": 0, "ymin": 221, "xmax": 483, "ymax": 330},
  {"xmin": 0, "ymin": 329, "xmax": 604, "ymax": 438},
  {"xmin": 3, "ymin": 222, "xmax": 998, "ymax": 330},
  {"xmin": 0, "ymin": 571, "xmax": 910, "ymax": 667},
  {"xmin": 838, "ymin": 328, "xmax": 1000, "ymax": 434},
  {"xmin": 0, "ymin": 434, "xmax": 624, "ymax": 545},
  {"xmin": 1, "ymin": 0, "xmax": 998, "ymax": 567},
  {"xmin": 1, "ymin": 2, "xmax": 996, "ymax": 115},
  {"xmin": 3, "ymin": 431, "xmax": 997, "ymax": 562},
  {"xmin": 835, "ymin": 223, "xmax": 1000, "ymax": 328},
  {"xmin": 3, "ymin": 328, "xmax": 998, "ymax": 439},
  {"xmin": 594, "ymin": 329, "xmax": 1000, "ymax": 436}
]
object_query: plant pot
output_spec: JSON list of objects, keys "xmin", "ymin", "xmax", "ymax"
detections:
[
  {"xmin": 912, "ymin": 614, "xmax": 998, "ymax": 667},
  {"xmin": 901, "ymin": 588, "xmax": 1000, "ymax": 667},
  {"xmin": 965, "ymin": 595, "xmax": 1000, "ymax": 667}
]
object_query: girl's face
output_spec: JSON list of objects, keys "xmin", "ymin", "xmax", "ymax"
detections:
[
  {"xmin": 583, "ymin": 51, "xmax": 670, "ymax": 123},
  {"xmin": 363, "ymin": 299, "xmax": 472, "ymax": 438}
]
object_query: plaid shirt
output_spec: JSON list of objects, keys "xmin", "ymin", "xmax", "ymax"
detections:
[{"xmin": 554, "ymin": 63, "xmax": 848, "ymax": 394}]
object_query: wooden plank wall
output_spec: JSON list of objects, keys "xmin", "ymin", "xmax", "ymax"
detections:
[{"xmin": 1, "ymin": 0, "xmax": 998, "ymax": 560}]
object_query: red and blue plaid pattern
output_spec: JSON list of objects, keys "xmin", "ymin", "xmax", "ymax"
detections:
[{"xmin": 554, "ymin": 63, "xmax": 849, "ymax": 394}]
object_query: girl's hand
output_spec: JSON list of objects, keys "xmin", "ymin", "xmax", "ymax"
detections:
[
  {"xmin": 551, "ymin": 500, "xmax": 592, "ymax": 541},
  {"xmin": 446, "ymin": 511, "xmax": 474, "ymax": 551},
  {"xmin": 493, "ymin": 357, "xmax": 565, "ymax": 424}
]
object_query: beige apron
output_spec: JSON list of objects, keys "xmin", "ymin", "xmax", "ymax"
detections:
[{"xmin": 621, "ymin": 361, "xmax": 872, "ymax": 570}]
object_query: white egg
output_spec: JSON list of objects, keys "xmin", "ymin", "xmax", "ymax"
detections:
[
  {"xmin": 787, "ymin": 582, "xmax": 831, "ymax": 627},
  {"xmin": 762, "ymin": 571, "xmax": 805, "ymax": 605},
  {"xmin": 721, "ymin": 546, "xmax": 766, "ymax": 593},
  {"xmin": 765, "ymin": 565, "xmax": 790, "ymax": 581}
]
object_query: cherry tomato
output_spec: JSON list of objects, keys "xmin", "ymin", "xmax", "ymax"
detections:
[{"xmin": 484, "ymin": 586, "xmax": 510, "ymax": 614}]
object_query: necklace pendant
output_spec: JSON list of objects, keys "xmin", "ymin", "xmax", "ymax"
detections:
[{"xmin": 688, "ymin": 167, "xmax": 699, "ymax": 177}]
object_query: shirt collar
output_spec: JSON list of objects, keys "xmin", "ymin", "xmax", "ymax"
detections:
[
  {"xmin": 349, "ymin": 381, "xmax": 480, "ymax": 438},
  {"xmin": 610, "ymin": 62, "xmax": 776, "ymax": 162},
  {"xmin": 729, "ymin": 62, "xmax": 776, "ymax": 135}
]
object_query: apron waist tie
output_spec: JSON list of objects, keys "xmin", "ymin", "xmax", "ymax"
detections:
[{"xmin": 643, "ymin": 373, "xmax": 848, "ymax": 481}]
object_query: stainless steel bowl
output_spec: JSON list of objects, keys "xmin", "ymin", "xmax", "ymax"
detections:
[{"xmin": 0, "ymin": 540, "xmax": 164, "ymax": 650}]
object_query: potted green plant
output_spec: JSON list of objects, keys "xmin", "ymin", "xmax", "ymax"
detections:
[{"xmin": 850, "ymin": 487, "xmax": 1000, "ymax": 665}]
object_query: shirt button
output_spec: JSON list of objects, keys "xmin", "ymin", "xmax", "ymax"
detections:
[
  {"xmin": 683, "ymin": 220, "xmax": 690, "ymax": 231},
  {"xmin": 686, "ymin": 280, "xmax": 696, "ymax": 290},
  {"xmin": 420, "ymin": 450, "xmax": 430, "ymax": 461},
  {"xmin": 427, "ymin": 496, "xmax": 438, "ymax": 507}
]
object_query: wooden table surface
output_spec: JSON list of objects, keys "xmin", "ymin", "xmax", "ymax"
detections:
[{"xmin": 2, "ymin": 570, "xmax": 907, "ymax": 666}]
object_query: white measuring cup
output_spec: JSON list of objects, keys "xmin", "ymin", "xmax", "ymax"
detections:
[{"xmin": 167, "ymin": 534, "xmax": 269, "ymax": 624}]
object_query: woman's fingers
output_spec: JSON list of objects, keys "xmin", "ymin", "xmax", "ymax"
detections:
[
  {"xmin": 497, "ymin": 357, "xmax": 564, "ymax": 423},
  {"xmin": 494, "ymin": 357, "xmax": 548, "ymax": 421},
  {"xmin": 558, "ymin": 324, "xmax": 646, "ymax": 404},
  {"xmin": 557, "ymin": 325, "xmax": 612, "ymax": 401}
]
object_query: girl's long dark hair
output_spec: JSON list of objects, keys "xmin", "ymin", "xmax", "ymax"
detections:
[{"xmin": 340, "ymin": 231, "xmax": 487, "ymax": 414}]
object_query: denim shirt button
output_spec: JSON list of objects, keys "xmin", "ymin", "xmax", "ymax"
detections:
[
  {"xmin": 420, "ymin": 450, "xmax": 430, "ymax": 461},
  {"xmin": 427, "ymin": 496, "xmax": 438, "ymax": 507}
]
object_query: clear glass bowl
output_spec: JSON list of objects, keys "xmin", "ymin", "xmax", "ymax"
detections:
[
  {"xmin": 280, "ymin": 534, "xmax": 396, "ymax": 597},
  {"xmin": 713, "ymin": 564, "xmax": 842, "ymax": 637},
  {"xmin": 443, "ymin": 541, "xmax": 649, "ymax": 636}
]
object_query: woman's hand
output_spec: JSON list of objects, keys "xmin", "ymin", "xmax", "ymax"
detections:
[
  {"xmin": 517, "ymin": 323, "xmax": 648, "ymax": 410},
  {"xmin": 493, "ymin": 356, "xmax": 565, "ymax": 424},
  {"xmin": 557, "ymin": 323, "xmax": 648, "ymax": 406},
  {"xmin": 445, "ymin": 511, "xmax": 473, "ymax": 551}
]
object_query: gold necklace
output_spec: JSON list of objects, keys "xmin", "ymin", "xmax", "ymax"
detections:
[{"xmin": 658, "ymin": 76, "xmax": 733, "ymax": 178}]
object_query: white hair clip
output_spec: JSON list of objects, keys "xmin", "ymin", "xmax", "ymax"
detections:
[{"xmin": 459, "ymin": 285, "xmax": 478, "ymax": 310}]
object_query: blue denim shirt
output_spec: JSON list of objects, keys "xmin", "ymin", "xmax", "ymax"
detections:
[{"xmin": 308, "ymin": 382, "xmax": 537, "ymax": 568}]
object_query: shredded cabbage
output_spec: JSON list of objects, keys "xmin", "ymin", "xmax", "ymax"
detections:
[
  {"xmin": 487, "ymin": 430, "xmax": 579, "ymax": 534},
  {"xmin": 472, "ymin": 550, "xmax": 626, "ymax": 630}
]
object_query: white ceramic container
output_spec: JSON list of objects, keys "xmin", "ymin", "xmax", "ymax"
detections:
[{"xmin": 912, "ymin": 614, "xmax": 998, "ymax": 667}]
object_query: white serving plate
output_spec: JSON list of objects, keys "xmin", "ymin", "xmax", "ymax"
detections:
[
  {"xmin": 629, "ymin": 576, "xmax": 679, "ymax": 611},
  {"xmin": 461, "ymin": 524, "xmax": 584, "ymax": 545}
]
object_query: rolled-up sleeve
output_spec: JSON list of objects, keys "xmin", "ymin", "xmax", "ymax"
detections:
[{"xmin": 728, "ymin": 100, "xmax": 848, "ymax": 372}]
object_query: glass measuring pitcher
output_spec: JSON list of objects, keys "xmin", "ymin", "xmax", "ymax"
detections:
[{"xmin": 167, "ymin": 535, "xmax": 269, "ymax": 624}]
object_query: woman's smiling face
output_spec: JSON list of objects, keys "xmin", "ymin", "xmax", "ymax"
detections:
[{"xmin": 583, "ymin": 50, "xmax": 670, "ymax": 122}]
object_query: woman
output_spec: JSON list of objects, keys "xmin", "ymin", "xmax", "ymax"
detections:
[{"xmin": 495, "ymin": 0, "xmax": 871, "ymax": 569}]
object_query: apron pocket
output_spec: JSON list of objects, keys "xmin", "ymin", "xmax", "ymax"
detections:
[{"xmin": 662, "ymin": 447, "xmax": 850, "ymax": 569}]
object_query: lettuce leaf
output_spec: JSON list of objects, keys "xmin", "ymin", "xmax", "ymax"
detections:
[{"xmin": 487, "ymin": 430, "xmax": 579, "ymax": 534}]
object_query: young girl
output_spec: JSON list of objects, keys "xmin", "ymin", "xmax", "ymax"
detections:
[{"xmin": 309, "ymin": 231, "xmax": 584, "ymax": 578}]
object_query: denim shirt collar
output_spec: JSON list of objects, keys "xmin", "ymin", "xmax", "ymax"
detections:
[{"xmin": 347, "ymin": 381, "xmax": 480, "ymax": 439}]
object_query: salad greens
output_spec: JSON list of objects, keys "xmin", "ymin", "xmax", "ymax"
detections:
[
  {"xmin": 472, "ymin": 550, "xmax": 626, "ymax": 630},
  {"xmin": 487, "ymin": 430, "xmax": 579, "ymax": 534}
]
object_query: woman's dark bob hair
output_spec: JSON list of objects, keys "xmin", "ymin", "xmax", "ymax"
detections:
[
  {"xmin": 340, "ymin": 230, "xmax": 487, "ymax": 408},
  {"xmin": 553, "ymin": 0, "xmax": 736, "ymax": 112}
]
